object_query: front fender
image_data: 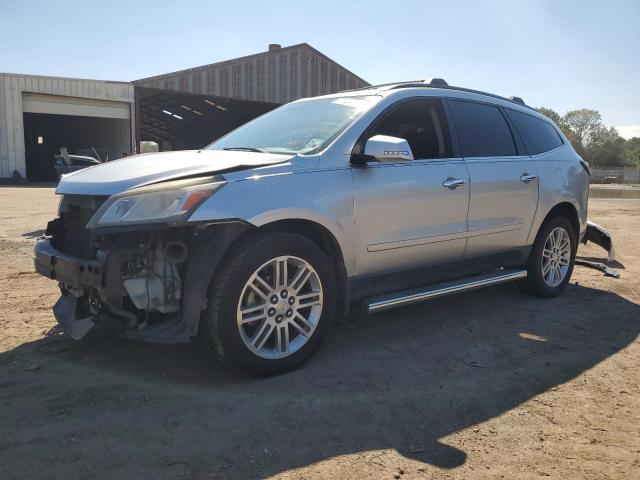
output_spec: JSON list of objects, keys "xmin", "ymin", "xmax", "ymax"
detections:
[{"xmin": 189, "ymin": 169, "xmax": 355, "ymax": 276}]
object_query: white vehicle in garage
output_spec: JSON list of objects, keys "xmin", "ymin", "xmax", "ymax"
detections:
[{"xmin": 35, "ymin": 78, "xmax": 593, "ymax": 376}]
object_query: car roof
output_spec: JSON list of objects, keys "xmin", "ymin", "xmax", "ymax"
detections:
[
  {"xmin": 297, "ymin": 78, "xmax": 551, "ymax": 122},
  {"xmin": 360, "ymin": 79, "xmax": 533, "ymax": 107}
]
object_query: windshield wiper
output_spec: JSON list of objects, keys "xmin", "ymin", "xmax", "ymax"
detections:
[{"xmin": 223, "ymin": 147, "xmax": 266, "ymax": 153}]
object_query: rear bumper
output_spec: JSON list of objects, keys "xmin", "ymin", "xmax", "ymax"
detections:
[
  {"xmin": 34, "ymin": 239, "xmax": 103, "ymax": 288},
  {"xmin": 583, "ymin": 221, "xmax": 615, "ymax": 262}
]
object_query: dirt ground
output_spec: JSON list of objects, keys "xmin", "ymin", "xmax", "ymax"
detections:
[{"xmin": 0, "ymin": 186, "xmax": 638, "ymax": 480}]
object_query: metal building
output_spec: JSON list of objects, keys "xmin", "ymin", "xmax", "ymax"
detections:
[
  {"xmin": 0, "ymin": 43, "xmax": 368, "ymax": 181},
  {"xmin": 0, "ymin": 73, "xmax": 135, "ymax": 181},
  {"xmin": 135, "ymin": 43, "xmax": 369, "ymax": 104},
  {"xmin": 133, "ymin": 43, "xmax": 369, "ymax": 152}
]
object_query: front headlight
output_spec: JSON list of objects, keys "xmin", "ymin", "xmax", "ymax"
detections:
[{"xmin": 87, "ymin": 176, "xmax": 225, "ymax": 228}]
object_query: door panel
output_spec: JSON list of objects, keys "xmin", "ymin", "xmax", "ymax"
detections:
[
  {"xmin": 465, "ymin": 156, "xmax": 538, "ymax": 256},
  {"xmin": 353, "ymin": 158, "xmax": 469, "ymax": 276},
  {"xmin": 447, "ymin": 99, "xmax": 539, "ymax": 259}
]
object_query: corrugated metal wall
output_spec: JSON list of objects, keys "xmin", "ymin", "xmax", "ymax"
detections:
[
  {"xmin": 0, "ymin": 74, "xmax": 135, "ymax": 178},
  {"xmin": 134, "ymin": 44, "xmax": 369, "ymax": 104}
]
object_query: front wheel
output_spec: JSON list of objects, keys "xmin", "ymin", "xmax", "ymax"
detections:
[
  {"xmin": 522, "ymin": 216, "xmax": 577, "ymax": 297},
  {"xmin": 200, "ymin": 231, "xmax": 336, "ymax": 376}
]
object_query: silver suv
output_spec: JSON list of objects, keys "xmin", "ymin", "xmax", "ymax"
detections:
[{"xmin": 34, "ymin": 79, "xmax": 590, "ymax": 375}]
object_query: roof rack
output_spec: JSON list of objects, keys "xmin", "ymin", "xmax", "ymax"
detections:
[
  {"xmin": 341, "ymin": 78, "xmax": 531, "ymax": 109},
  {"xmin": 387, "ymin": 78, "xmax": 449, "ymax": 89},
  {"xmin": 340, "ymin": 81, "xmax": 403, "ymax": 93},
  {"xmin": 390, "ymin": 79, "xmax": 531, "ymax": 109},
  {"xmin": 341, "ymin": 78, "xmax": 448, "ymax": 93}
]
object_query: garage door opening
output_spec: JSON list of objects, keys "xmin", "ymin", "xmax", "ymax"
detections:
[
  {"xmin": 21, "ymin": 92, "xmax": 132, "ymax": 182},
  {"xmin": 23, "ymin": 113, "xmax": 131, "ymax": 182}
]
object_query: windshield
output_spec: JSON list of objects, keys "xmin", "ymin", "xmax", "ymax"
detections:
[{"xmin": 207, "ymin": 95, "xmax": 380, "ymax": 155}]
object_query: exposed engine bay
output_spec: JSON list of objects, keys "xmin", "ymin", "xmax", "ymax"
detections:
[{"xmin": 34, "ymin": 193, "xmax": 248, "ymax": 342}]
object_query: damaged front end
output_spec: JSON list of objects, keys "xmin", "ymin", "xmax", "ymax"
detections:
[
  {"xmin": 34, "ymin": 179, "xmax": 248, "ymax": 343},
  {"xmin": 36, "ymin": 209, "xmax": 191, "ymax": 340}
]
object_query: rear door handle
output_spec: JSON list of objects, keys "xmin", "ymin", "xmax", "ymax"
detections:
[
  {"xmin": 442, "ymin": 177, "xmax": 467, "ymax": 189},
  {"xmin": 520, "ymin": 174, "xmax": 537, "ymax": 183}
]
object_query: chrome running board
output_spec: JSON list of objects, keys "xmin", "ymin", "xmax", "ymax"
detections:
[{"xmin": 364, "ymin": 268, "xmax": 527, "ymax": 314}]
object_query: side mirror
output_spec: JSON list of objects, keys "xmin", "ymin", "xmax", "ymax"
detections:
[{"xmin": 363, "ymin": 135, "xmax": 414, "ymax": 162}]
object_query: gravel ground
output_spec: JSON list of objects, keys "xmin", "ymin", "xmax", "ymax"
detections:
[{"xmin": 0, "ymin": 186, "xmax": 638, "ymax": 480}]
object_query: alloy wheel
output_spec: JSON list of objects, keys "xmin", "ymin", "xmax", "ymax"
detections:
[
  {"xmin": 541, "ymin": 227, "xmax": 571, "ymax": 288},
  {"xmin": 236, "ymin": 255, "xmax": 323, "ymax": 359}
]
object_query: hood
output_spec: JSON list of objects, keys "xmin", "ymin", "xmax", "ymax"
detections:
[{"xmin": 56, "ymin": 149, "xmax": 293, "ymax": 195}]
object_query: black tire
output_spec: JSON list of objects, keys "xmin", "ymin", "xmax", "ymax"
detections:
[
  {"xmin": 200, "ymin": 231, "xmax": 336, "ymax": 377},
  {"xmin": 522, "ymin": 216, "xmax": 577, "ymax": 298}
]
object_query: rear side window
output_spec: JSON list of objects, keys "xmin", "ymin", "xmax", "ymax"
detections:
[
  {"xmin": 449, "ymin": 100, "xmax": 517, "ymax": 157},
  {"xmin": 506, "ymin": 109, "xmax": 563, "ymax": 155}
]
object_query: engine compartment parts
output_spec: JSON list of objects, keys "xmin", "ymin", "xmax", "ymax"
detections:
[
  {"xmin": 122, "ymin": 240, "xmax": 186, "ymax": 314},
  {"xmin": 34, "ymin": 219, "xmax": 250, "ymax": 344}
]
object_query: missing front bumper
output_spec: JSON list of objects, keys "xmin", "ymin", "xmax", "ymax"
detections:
[{"xmin": 33, "ymin": 220, "xmax": 252, "ymax": 344}]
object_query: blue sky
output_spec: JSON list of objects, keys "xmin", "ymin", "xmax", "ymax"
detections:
[{"xmin": 1, "ymin": 0, "xmax": 638, "ymax": 137}]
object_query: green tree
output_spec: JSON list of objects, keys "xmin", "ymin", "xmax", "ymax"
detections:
[
  {"xmin": 583, "ymin": 125, "xmax": 625, "ymax": 167},
  {"xmin": 562, "ymin": 109, "xmax": 602, "ymax": 145},
  {"xmin": 536, "ymin": 107, "xmax": 562, "ymax": 126},
  {"xmin": 623, "ymin": 137, "xmax": 640, "ymax": 166}
]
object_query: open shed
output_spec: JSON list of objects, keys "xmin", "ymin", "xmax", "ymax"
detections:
[{"xmin": 0, "ymin": 74, "xmax": 135, "ymax": 182}]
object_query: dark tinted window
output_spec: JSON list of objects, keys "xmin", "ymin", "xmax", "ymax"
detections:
[
  {"xmin": 449, "ymin": 100, "xmax": 517, "ymax": 157},
  {"xmin": 506, "ymin": 109, "xmax": 563, "ymax": 155},
  {"xmin": 372, "ymin": 100, "xmax": 452, "ymax": 159}
]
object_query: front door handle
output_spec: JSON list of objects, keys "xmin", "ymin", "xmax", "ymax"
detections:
[
  {"xmin": 520, "ymin": 173, "xmax": 537, "ymax": 183},
  {"xmin": 442, "ymin": 177, "xmax": 467, "ymax": 189}
]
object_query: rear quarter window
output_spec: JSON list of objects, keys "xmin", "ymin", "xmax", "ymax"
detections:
[
  {"xmin": 449, "ymin": 100, "xmax": 517, "ymax": 157},
  {"xmin": 506, "ymin": 109, "xmax": 563, "ymax": 155}
]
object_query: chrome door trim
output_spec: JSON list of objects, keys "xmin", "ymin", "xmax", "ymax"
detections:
[
  {"xmin": 367, "ymin": 230, "xmax": 468, "ymax": 252},
  {"xmin": 361, "ymin": 157, "xmax": 467, "ymax": 169},
  {"xmin": 466, "ymin": 223, "xmax": 524, "ymax": 238}
]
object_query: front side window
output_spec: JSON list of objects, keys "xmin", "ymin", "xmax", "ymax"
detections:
[
  {"xmin": 208, "ymin": 95, "xmax": 380, "ymax": 155},
  {"xmin": 449, "ymin": 100, "xmax": 517, "ymax": 157},
  {"xmin": 506, "ymin": 109, "xmax": 563, "ymax": 155},
  {"xmin": 369, "ymin": 99, "xmax": 452, "ymax": 159}
]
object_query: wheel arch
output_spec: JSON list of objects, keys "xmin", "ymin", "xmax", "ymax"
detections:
[
  {"xmin": 172, "ymin": 214, "xmax": 352, "ymax": 342},
  {"xmin": 241, "ymin": 218, "xmax": 351, "ymax": 317},
  {"xmin": 532, "ymin": 201, "xmax": 580, "ymax": 245}
]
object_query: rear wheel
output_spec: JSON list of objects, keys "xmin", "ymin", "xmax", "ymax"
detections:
[
  {"xmin": 522, "ymin": 216, "xmax": 577, "ymax": 297},
  {"xmin": 201, "ymin": 231, "xmax": 335, "ymax": 376}
]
